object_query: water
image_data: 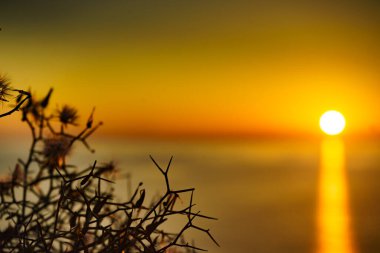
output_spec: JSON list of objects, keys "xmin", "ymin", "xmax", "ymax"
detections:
[
  {"xmin": 0, "ymin": 137, "xmax": 379, "ymax": 253},
  {"xmin": 317, "ymin": 139, "xmax": 354, "ymax": 253}
]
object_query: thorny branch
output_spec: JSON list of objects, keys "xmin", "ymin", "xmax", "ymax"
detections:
[{"xmin": 0, "ymin": 80, "xmax": 218, "ymax": 252}]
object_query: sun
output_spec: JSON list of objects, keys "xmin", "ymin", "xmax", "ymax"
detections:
[{"xmin": 319, "ymin": 110, "xmax": 346, "ymax": 135}]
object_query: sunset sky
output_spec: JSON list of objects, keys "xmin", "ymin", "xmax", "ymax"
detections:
[{"xmin": 1, "ymin": 0, "xmax": 379, "ymax": 138}]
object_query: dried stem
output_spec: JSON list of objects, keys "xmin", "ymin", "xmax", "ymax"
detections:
[{"xmin": 0, "ymin": 86, "xmax": 218, "ymax": 253}]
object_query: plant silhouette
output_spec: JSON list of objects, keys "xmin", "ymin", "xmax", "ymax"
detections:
[{"xmin": 0, "ymin": 77, "xmax": 218, "ymax": 252}]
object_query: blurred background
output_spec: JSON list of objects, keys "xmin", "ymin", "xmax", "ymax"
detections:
[{"xmin": 1, "ymin": 0, "xmax": 380, "ymax": 252}]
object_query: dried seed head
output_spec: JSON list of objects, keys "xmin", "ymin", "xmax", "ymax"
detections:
[
  {"xmin": 0, "ymin": 181, "xmax": 12, "ymax": 195},
  {"xmin": 58, "ymin": 105, "xmax": 78, "ymax": 126},
  {"xmin": 70, "ymin": 212, "xmax": 78, "ymax": 229},
  {"xmin": 23, "ymin": 96, "xmax": 42, "ymax": 121},
  {"xmin": 86, "ymin": 107, "xmax": 95, "ymax": 128},
  {"xmin": 12, "ymin": 164, "xmax": 23, "ymax": 184},
  {"xmin": 135, "ymin": 189, "xmax": 145, "ymax": 208},
  {"xmin": 0, "ymin": 76, "xmax": 12, "ymax": 102},
  {"xmin": 40, "ymin": 88, "xmax": 53, "ymax": 108},
  {"xmin": 43, "ymin": 136, "xmax": 71, "ymax": 165},
  {"xmin": 94, "ymin": 161, "xmax": 116, "ymax": 177}
]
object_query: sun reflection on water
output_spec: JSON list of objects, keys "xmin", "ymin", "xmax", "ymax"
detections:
[{"xmin": 317, "ymin": 138, "xmax": 355, "ymax": 253}]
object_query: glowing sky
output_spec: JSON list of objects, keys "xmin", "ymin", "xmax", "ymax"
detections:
[{"xmin": 1, "ymin": 0, "xmax": 379, "ymax": 137}]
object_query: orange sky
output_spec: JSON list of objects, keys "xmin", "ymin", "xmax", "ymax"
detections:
[{"xmin": 1, "ymin": 0, "xmax": 379, "ymax": 138}]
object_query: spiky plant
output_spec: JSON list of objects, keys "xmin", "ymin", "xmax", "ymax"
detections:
[{"xmin": 0, "ymin": 77, "xmax": 218, "ymax": 252}]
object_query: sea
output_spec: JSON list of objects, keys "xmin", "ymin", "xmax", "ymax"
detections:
[{"xmin": 0, "ymin": 136, "xmax": 379, "ymax": 253}]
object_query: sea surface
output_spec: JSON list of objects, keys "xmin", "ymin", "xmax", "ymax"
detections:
[{"xmin": 0, "ymin": 137, "xmax": 379, "ymax": 253}]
